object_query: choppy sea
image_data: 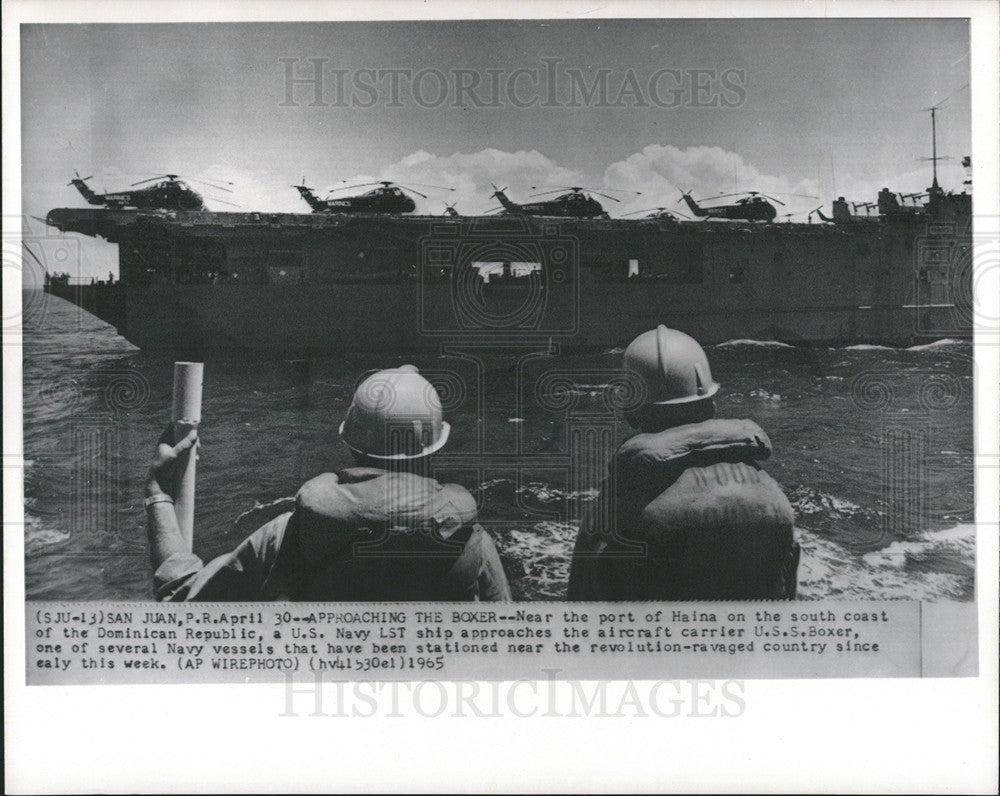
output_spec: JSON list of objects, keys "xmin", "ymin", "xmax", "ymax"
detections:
[{"xmin": 21, "ymin": 290, "xmax": 975, "ymax": 601}]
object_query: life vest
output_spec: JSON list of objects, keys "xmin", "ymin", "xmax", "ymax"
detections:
[
  {"xmin": 264, "ymin": 467, "xmax": 510, "ymax": 601},
  {"xmin": 568, "ymin": 419, "xmax": 799, "ymax": 600}
]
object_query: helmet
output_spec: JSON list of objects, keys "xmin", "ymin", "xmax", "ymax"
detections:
[
  {"xmin": 339, "ymin": 365, "xmax": 450, "ymax": 460},
  {"xmin": 624, "ymin": 325, "xmax": 719, "ymax": 405}
]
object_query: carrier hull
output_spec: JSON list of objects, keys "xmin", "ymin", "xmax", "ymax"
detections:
[{"xmin": 43, "ymin": 208, "xmax": 972, "ymax": 354}]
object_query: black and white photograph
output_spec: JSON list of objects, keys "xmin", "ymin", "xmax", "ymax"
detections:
[
  {"xmin": 17, "ymin": 16, "xmax": 980, "ymax": 602},
  {"xmin": 5, "ymin": 0, "xmax": 998, "ymax": 792}
]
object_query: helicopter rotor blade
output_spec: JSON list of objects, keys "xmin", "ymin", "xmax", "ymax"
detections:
[
  {"xmin": 393, "ymin": 185, "xmax": 428, "ymax": 199},
  {"xmin": 391, "ymin": 181, "xmax": 456, "ymax": 192},
  {"xmin": 588, "ymin": 191, "xmax": 622, "ymax": 203},
  {"xmin": 327, "ymin": 181, "xmax": 383, "ymax": 193},
  {"xmin": 185, "ymin": 177, "xmax": 235, "ymax": 193},
  {"xmin": 130, "ymin": 173, "xmax": 187, "ymax": 187},
  {"xmin": 709, "ymin": 192, "xmax": 747, "ymax": 200},
  {"xmin": 599, "ymin": 187, "xmax": 643, "ymax": 195},
  {"xmin": 528, "ymin": 187, "xmax": 574, "ymax": 198},
  {"xmin": 206, "ymin": 198, "xmax": 242, "ymax": 208}
]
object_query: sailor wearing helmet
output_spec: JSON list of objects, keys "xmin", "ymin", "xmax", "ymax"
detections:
[
  {"xmin": 568, "ymin": 326, "xmax": 800, "ymax": 601},
  {"xmin": 145, "ymin": 365, "xmax": 511, "ymax": 601}
]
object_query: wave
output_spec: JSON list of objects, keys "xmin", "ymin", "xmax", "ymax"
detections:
[
  {"xmin": 859, "ymin": 523, "xmax": 975, "ymax": 569},
  {"xmin": 788, "ymin": 485, "xmax": 865, "ymax": 518},
  {"xmin": 24, "ymin": 510, "xmax": 72, "ymax": 552},
  {"xmin": 797, "ymin": 523, "xmax": 974, "ymax": 600},
  {"xmin": 494, "ymin": 519, "xmax": 577, "ymax": 600},
  {"xmin": 481, "ymin": 477, "xmax": 600, "ymax": 504},
  {"xmin": 517, "ymin": 482, "xmax": 599, "ymax": 503},
  {"xmin": 906, "ymin": 338, "xmax": 965, "ymax": 351},
  {"xmin": 714, "ymin": 339, "xmax": 794, "ymax": 348}
]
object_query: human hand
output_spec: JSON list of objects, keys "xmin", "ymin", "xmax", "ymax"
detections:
[{"xmin": 145, "ymin": 424, "xmax": 199, "ymax": 499}]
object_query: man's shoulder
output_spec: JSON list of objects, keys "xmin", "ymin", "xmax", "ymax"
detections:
[
  {"xmin": 295, "ymin": 469, "xmax": 477, "ymax": 524},
  {"xmin": 617, "ymin": 418, "xmax": 773, "ymax": 469}
]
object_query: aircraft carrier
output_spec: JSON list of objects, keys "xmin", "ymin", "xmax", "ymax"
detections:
[{"xmin": 41, "ymin": 189, "xmax": 972, "ymax": 355}]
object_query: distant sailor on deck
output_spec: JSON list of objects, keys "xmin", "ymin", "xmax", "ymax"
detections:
[
  {"xmin": 567, "ymin": 326, "xmax": 800, "ymax": 601},
  {"xmin": 144, "ymin": 366, "xmax": 511, "ymax": 601}
]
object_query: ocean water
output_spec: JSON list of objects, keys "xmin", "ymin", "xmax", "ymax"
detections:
[{"xmin": 21, "ymin": 291, "xmax": 975, "ymax": 601}]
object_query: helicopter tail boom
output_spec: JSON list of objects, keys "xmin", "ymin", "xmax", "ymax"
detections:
[
  {"xmin": 294, "ymin": 184, "xmax": 327, "ymax": 212},
  {"xmin": 491, "ymin": 188, "xmax": 520, "ymax": 214},
  {"xmin": 70, "ymin": 176, "xmax": 103, "ymax": 206},
  {"xmin": 680, "ymin": 193, "xmax": 709, "ymax": 217}
]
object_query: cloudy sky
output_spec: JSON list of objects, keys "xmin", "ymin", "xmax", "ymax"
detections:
[{"xmin": 20, "ymin": 19, "xmax": 970, "ymax": 272}]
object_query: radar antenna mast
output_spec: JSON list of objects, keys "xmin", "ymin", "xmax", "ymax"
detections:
[
  {"xmin": 930, "ymin": 104, "xmax": 939, "ymax": 190},
  {"xmin": 920, "ymin": 100, "xmax": 949, "ymax": 193}
]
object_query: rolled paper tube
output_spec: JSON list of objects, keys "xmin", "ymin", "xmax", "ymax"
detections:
[{"xmin": 171, "ymin": 362, "xmax": 203, "ymax": 551}]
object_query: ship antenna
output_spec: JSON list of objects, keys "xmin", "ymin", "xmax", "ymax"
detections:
[
  {"xmin": 920, "ymin": 99, "xmax": 949, "ymax": 192},
  {"xmin": 931, "ymin": 105, "xmax": 938, "ymax": 190}
]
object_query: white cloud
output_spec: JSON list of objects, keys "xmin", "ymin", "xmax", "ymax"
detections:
[
  {"xmin": 380, "ymin": 148, "xmax": 581, "ymax": 215},
  {"xmin": 603, "ymin": 145, "xmax": 822, "ymax": 218}
]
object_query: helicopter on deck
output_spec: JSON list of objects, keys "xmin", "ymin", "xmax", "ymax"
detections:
[
  {"xmin": 489, "ymin": 186, "xmax": 640, "ymax": 219},
  {"xmin": 620, "ymin": 206, "xmax": 692, "ymax": 222},
  {"xmin": 68, "ymin": 172, "xmax": 235, "ymax": 211},
  {"xmin": 815, "ymin": 196, "xmax": 879, "ymax": 225},
  {"xmin": 293, "ymin": 179, "xmax": 453, "ymax": 214},
  {"xmin": 679, "ymin": 190, "xmax": 787, "ymax": 222}
]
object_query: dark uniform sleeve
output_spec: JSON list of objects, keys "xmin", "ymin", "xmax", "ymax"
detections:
[
  {"xmin": 568, "ymin": 477, "xmax": 642, "ymax": 601},
  {"xmin": 153, "ymin": 513, "xmax": 291, "ymax": 601},
  {"xmin": 446, "ymin": 524, "xmax": 512, "ymax": 601}
]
